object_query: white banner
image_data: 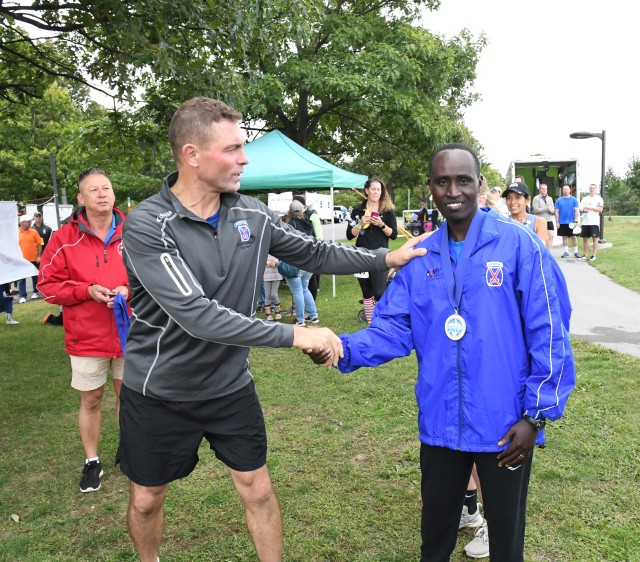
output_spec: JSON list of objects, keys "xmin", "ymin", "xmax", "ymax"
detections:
[{"xmin": 0, "ymin": 202, "xmax": 39, "ymax": 285}]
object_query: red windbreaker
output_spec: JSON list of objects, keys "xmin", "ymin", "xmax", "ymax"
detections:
[{"xmin": 38, "ymin": 207, "xmax": 129, "ymax": 357}]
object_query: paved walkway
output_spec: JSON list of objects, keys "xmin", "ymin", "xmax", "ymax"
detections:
[{"xmin": 550, "ymin": 244, "xmax": 640, "ymax": 358}]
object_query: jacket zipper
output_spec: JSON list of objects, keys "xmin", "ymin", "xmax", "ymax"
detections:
[
  {"xmin": 213, "ymin": 231, "xmax": 226, "ymax": 276},
  {"xmin": 457, "ymin": 340, "xmax": 463, "ymax": 450}
]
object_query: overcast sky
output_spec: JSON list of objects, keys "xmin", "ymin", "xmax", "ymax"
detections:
[{"xmin": 422, "ymin": 0, "xmax": 638, "ymax": 187}]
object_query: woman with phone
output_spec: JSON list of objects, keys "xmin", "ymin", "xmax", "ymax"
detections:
[{"xmin": 347, "ymin": 177, "xmax": 398, "ymax": 323}]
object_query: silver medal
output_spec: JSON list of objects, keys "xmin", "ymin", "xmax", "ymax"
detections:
[{"xmin": 444, "ymin": 312, "xmax": 466, "ymax": 341}]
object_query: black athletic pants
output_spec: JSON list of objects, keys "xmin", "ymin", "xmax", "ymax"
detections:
[
  {"xmin": 420, "ymin": 444, "xmax": 532, "ymax": 562},
  {"xmin": 357, "ymin": 270, "xmax": 388, "ymax": 302}
]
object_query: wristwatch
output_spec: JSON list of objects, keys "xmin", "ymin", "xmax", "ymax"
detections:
[{"xmin": 522, "ymin": 415, "xmax": 546, "ymax": 431}]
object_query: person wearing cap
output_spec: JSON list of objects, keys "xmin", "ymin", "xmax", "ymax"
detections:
[
  {"xmin": 307, "ymin": 143, "xmax": 575, "ymax": 562},
  {"xmin": 555, "ymin": 185, "xmax": 580, "ymax": 258},
  {"xmin": 531, "ymin": 184, "xmax": 556, "ymax": 249},
  {"xmin": 37, "ymin": 168, "xmax": 130, "ymax": 494},
  {"xmin": 32, "ymin": 211, "xmax": 53, "ymax": 250},
  {"xmin": 17, "ymin": 214, "xmax": 43, "ymax": 302},
  {"xmin": 503, "ymin": 182, "xmax": 548, "ymax": 240}
]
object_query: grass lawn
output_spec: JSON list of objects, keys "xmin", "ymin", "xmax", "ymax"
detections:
[
  {"xmin": 1, "ymin": 235, "xmax": 639, "ymax": 561},
  {"xmin": 589, "ymin": 215, "xmax": 640, "ymax": 292}
]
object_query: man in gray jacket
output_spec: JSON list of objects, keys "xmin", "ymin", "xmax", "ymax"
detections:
[
  {"xmin": 531, "ymin": 183, "xmax": 555, "ymax": 249},
  {"xmin": 118, "ymin": 97, "xmax": 426, "ymax": 562}
]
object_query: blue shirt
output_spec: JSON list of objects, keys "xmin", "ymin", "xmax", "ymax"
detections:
[
  {"xmin": 555, "ymin": 196, "xmax": 579, "ymax": 224},
  {"xmin": 206, "ymin": 209, "xmax": 221, "ymax": 230}
]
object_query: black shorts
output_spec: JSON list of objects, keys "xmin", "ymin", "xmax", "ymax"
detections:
[
  {"xmin": 117, "ymin": 381, "xmax": 267, "ymax": 486},
  {"xmin": 546, "ymin": 221, "xmax": 555, "ymax": 231},
  {"xmin": 557, "ymin": 223, "xmax": 575, "ymax": 237},
  {"xmin": 580, "ymin": 224, "xmax": 600, "ymax": 238}
]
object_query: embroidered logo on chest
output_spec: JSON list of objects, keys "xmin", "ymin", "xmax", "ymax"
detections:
[
  {"xmin": 486, "ymin": 261, "xmax": 504, "ymax": 287},
  {"xmin": 234, "ymin": 220, "xmax": 251, "ymax": 243}
]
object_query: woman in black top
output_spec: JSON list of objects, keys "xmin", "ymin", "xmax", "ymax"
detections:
[{"xmin": 346, "ymin": 177, "xmax": 398, "ymax": 323}]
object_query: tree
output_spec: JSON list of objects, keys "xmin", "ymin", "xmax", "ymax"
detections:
[
  {"xmin": 0, "ymin": 1, "xmax": 278, "ymax": 105},
  {"xmin": 0, "ymin": 79, "xmax": 172, "ymax": 207},
  {"xmin": 238, "ymin": 2, "xmax": 486, "ymax": 201}
]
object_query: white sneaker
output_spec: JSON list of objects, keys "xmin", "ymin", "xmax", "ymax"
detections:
[
  {"xmin": 31, "ymin": 292, "xmax": 40, "ymax": 299},
  {"xmin": 459, "ymin": 503, "xmax": 483, "ymax": 529},
  {"xmin": 18, "ymin": 297, "xmax": 26, "ymax": 304},
  {"xmin": 464, "ymin": 520, "xmax": 489, "ymax": 559},
  {"xmin": 6, "ymin": 314, "xmax": 19, "ymax": 325}
]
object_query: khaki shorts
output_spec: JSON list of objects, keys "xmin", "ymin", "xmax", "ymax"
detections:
[{"xmin": 70, "ymin": 355, "xmax": 124, "ymax": 391}]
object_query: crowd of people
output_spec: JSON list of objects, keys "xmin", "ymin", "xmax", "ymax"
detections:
[{"xmin": 7, "ymin": 96, "xmax": 610, "ymax": 562}]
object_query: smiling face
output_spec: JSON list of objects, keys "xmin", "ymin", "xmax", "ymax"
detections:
[
  {"xmin": 505, "ymin": 191, "xmax": 528, "ymax": 218},
  {"xmin": 429, "ymin": 148, "xmax": 480, "ymax": 237}
]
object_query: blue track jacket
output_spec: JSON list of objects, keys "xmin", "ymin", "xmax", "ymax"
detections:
[{"xmin": 338, "ymin": 208, "xmax": 575, "ymax": 452}]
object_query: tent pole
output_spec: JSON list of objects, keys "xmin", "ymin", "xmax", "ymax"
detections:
[{"xmin": 331, "ymin": 186, "xmax": 336, "ymax": 297}]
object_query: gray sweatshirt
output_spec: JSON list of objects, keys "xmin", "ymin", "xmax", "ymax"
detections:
[{"xmin": 122, "ymin": 173, "xmax": 389, "ymax": 401}]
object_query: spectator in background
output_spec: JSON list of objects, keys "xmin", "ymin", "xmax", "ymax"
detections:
[
  {"xmin": 38, "ymin": 168, "xmax": 130, "ymax": 493},
  {"xmin": 555, "ymin": 185, "xmax": 580, "ymax": 258},
  {"xmin": 347, "ymin": 178, "xmax": 398, "ymax": 323},
  {"xmin": 503, "ymin": 182, "xmax": 548, "ymax": 240},
  {"xmin": 263, "ymin": 255, "xmax": 283, "ymax": 321},
  {"xmin": 531, "ymin": 183, "xmax": 556, "ymax": 249},
  {"xmin": 32, "ymin": 211, "xmax": 53, "ymax": 250},
  {"xmin": 1, "ymin": 292, "xmax": 20, "ymax": 324},
  {"xmin": 283, "ymin": 200, "xmax": 319, "ymax": 325},
  {"xmin": 417, "ymin": 201, "xmax": 429, "ymax": 231},
  {"xmin": 17, "ymin": 215, "xmax": 43, "ymax": 302},
  {"xmin": 293, "ymin": 195, "xmax": 323, "ymax": 300},
  {"xmin": 578, "ymin": 183, "xmax": 604, "ymax": 261}
]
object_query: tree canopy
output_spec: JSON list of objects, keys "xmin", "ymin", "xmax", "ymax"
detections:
[{"xmin": 1, "ymin": 0, "xmax": 505, "ymax": 206}]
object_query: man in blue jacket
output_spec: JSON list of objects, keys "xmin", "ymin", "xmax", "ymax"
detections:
[{"xmin": 310, "ymin": 144, "xmax": 575, "ymax": 561}]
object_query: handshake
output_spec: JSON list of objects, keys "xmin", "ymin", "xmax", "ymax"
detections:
[{"xmin": 292, "ymin": 325, "xmax": 343, "ymax": 368}]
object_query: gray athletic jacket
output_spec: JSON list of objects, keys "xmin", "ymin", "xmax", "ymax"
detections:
[{"xmin": 122, "ymin": 172, "xmax": 390, "ymax": 401}]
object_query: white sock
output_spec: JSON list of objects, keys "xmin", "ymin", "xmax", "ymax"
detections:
[
  {"xmin": 563, "ymin": 246, "xmax": 568, "ymax": 252},
  {"xmin": 86, "ymin": 456, "xmax": 99, "ymax": 464}
]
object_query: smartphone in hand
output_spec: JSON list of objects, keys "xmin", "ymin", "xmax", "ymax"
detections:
[{"xmin": 371, "ymin": 211, "xmax": 380, "ymax": 218}]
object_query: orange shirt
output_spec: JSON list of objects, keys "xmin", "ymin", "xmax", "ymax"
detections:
[{"xmin": 18, "ymin": 227, "xmax": 43, "ymax": 262}]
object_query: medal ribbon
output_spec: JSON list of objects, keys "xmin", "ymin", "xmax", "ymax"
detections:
[{"xmin": 439, "ymin": 211, "xmax": 484, "ymax": 313}]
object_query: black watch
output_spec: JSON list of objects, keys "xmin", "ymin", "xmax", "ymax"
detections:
[{"xmin": 522, "ymin": 415, "xmax": 546, "ymax": 431}]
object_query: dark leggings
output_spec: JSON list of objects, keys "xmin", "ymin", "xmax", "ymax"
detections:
[
  {"xmin": 420, "ymin": 444, "xmax": 531, "ymax": 562},
  {"xmin": 357, "ymin": 269, "xmax": 388, "ymax": 301}
]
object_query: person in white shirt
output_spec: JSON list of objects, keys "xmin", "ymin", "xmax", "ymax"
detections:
[{"xmin": 579, "ymin": 184, "xmax": 604, "ymax": 261}]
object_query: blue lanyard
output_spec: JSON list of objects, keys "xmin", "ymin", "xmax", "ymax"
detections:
[{"xmin": 439, "ymin": 211, "xmax": 484, "ymax": 313}]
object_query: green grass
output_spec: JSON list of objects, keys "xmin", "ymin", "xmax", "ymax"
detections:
[
  {"xmin": 1, "ymin": 243, "xmax": 639, "ymax": 561},
  {"xmin": 590, "ymin": 216, "xmax": 640, "ymax": 292}
]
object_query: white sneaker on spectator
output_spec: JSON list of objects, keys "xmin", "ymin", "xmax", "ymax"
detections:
[
  {"xmin": 18, "ymin": 297, "xmax": 26, "ymax": 304},
  {"xmin": 459, "ymin": 503, "xmax": 483, "ymax": 529},
  {"xmin": 464, "ymin": 520, "xmax": 489, "ymax": 559}
]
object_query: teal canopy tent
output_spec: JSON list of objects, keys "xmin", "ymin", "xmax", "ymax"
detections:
[
  {"xmin": 241, "ymin": 130, "xmax": 367, "ymax": 297},
  {"xmin": 240, "ymin": 130, "xmax": 367, "ymax": 191}
]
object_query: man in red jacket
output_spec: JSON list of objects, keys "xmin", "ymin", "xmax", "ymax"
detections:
[{"xmin": 38, "ymin": 168, "xmax": 130, "ymax": 493}]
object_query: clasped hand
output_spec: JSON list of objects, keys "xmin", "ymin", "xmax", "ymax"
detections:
[{"xmin": 292, "ymin": 326, "xmax": 343, "ymax": 368}]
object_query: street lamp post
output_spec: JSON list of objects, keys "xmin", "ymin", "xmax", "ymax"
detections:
[{"xmin": 569, "ymin": 130, "xmax": 606, "ymax": 243}]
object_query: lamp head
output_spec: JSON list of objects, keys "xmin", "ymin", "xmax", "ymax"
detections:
[{"xmin": 570, "ymin": 131, "xmax": 603, "ymax": 140}]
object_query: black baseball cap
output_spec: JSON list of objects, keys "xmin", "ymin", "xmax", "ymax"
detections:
[{"xmin": 502, "ymin": 182, "xmax": 530, "ymax": 198}]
